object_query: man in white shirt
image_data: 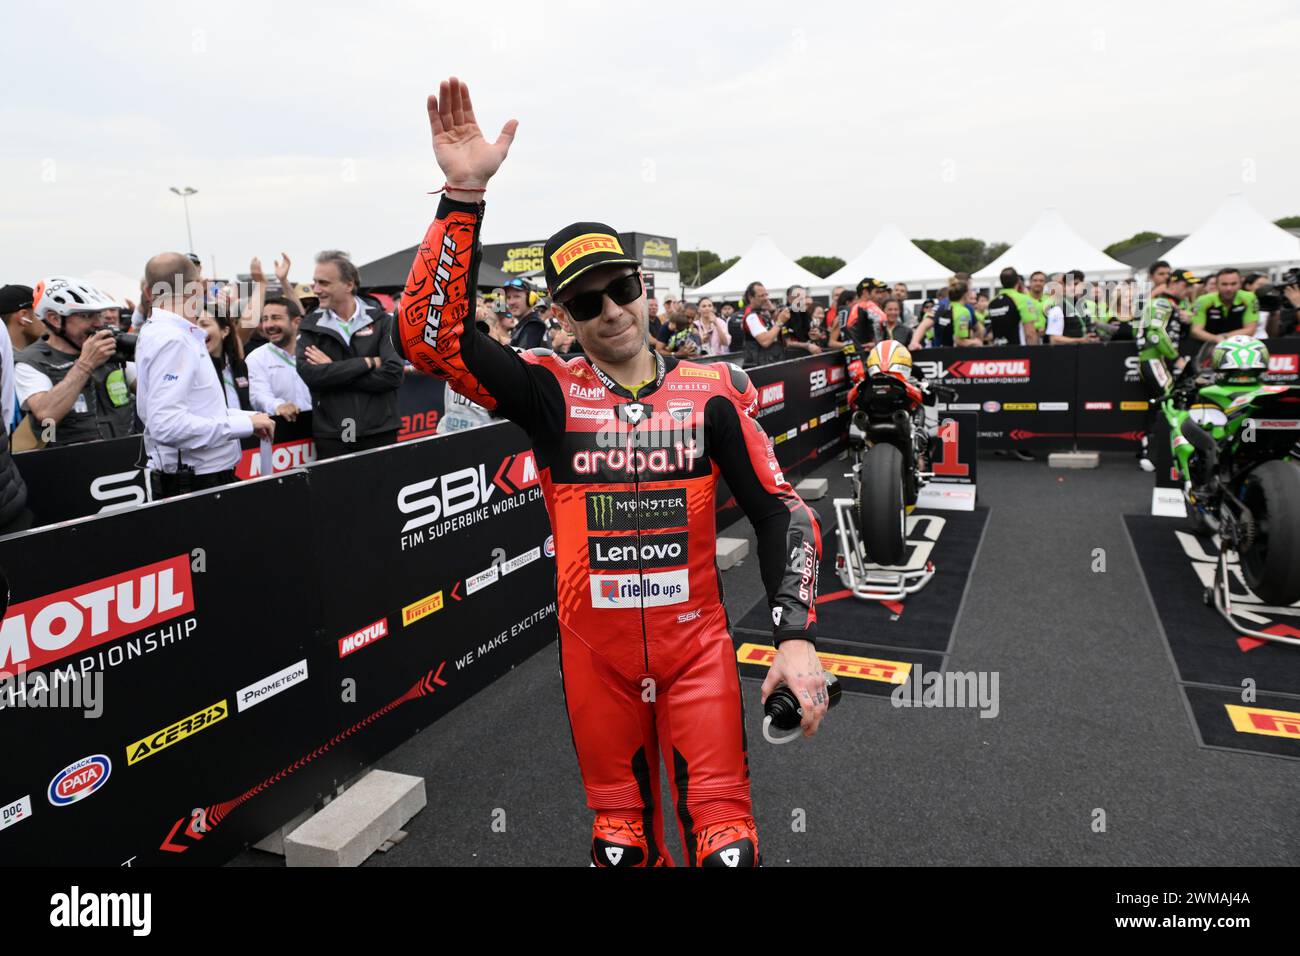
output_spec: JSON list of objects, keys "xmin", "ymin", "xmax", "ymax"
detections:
[
  {"xmin": 246, "ymin": 295, "xmax": 312, "ymax": 419},
  {"xmin": 136, "ymin": 253, "xmax": 274, "ymax": 497}
]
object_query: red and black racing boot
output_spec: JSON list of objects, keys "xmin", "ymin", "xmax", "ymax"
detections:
[
  {"xmin": 590, "ymin": 814, "xmax": 670, "ymax": 867},
  {"xmin": 695, "ymin": 818, "xmax": 759, "ymax": 868}
]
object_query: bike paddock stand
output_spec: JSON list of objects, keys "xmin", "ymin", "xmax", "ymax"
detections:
[
  {"xmin": 1206, "ymin": 547, "xmax": 1300, "ymax": 647},
  {"xmin": 832, "ymin": 498, "xmax": 935, "ymax": 602}
]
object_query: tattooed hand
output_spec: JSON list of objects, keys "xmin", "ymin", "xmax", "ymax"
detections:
[{"xmin": 761, "ymin": 638, "xmax": 828, "ymax": 737}]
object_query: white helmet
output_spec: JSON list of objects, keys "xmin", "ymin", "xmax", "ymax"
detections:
[{"xmin": 33, "ymin": 276, "xmax": 119, "ymax": 319}]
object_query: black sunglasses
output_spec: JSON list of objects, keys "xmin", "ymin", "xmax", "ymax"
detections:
[{"xmin": 559, "ymin": 271, "xmax": 642, "ymax": 322}]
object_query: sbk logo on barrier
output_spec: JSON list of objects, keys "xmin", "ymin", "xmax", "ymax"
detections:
[
  {"xmin": 0, "ymin": 556, "xmax": 194, "ymax": 673},
  {"xmin": 398, "ymin": 452, "xmax": 539, "ymax": 534},
  {"xmin": 89, "ymin": 471, "xmax": 147, "ymax": 513}
]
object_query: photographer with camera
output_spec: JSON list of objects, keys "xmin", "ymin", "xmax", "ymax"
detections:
[
  {"xmin": 1264, "ymin": 268, "xmax": 1300, "ymax": 337},
  {"xmin": 14, "ymin": 277, "xmax": 138, "ymax": 448}
]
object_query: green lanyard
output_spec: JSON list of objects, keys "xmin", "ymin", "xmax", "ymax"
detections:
[{"xmin": 269, "ymin": 343, "xmax": 296, "ymax": 367}]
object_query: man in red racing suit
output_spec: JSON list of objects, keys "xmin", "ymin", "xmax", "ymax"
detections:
[{"xmin": 397, "ymin": 78, "xmax": 828, "ymax": 867}]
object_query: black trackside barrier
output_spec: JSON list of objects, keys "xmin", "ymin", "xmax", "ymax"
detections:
[
  {"xmin": 715, "ymin": 350, "xmax": 850, "ymax": 530},
  {"xmin": 0, "ymin": 424, "xmax": 558, "ymax": 866},
  {"xmin": 910, "ymin": 345, "xmax": 1077, "ymax": 451}
]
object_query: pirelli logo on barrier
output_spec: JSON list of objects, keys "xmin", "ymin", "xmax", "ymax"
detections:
[
  {"xmin": 736, "ymin": 642, "xmax": 911, "ymax": 685},
  {"xmin": 126, "ymin": 700, "xmax": 228, "ymax": 766},
  {"xmin": 402, "ymin": 591, "xmax": 444, "ymax": 626},
  {"xmin": 1121, "ymin": 401, "xmax": 1149, "ymax": 412},
  {"xmin": 678, "ymin": 366, "xmax": 720, "ymax": 380},
  {"xmin": 1225, "ymin": 704, "xmax": 1300, "ymax": 740},
  {"xmin": 550, "ymin": 233, "xmax": 624, "ymax": 272}
]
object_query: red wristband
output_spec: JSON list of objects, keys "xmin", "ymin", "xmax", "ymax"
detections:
[{"xmin": 429, "ymin": 182, "xmax": 487, "ymax": 194}]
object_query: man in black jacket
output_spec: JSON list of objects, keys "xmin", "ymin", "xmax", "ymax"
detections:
[{"xmin": 299, "ymin": 250, "xmax": 405, "ymax": 458}]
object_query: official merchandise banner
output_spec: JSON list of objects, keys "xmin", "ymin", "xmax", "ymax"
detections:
[
  {"xmin": 0, "ymin": 473, "xmax": 334, "ymax": 866},
  {"xmin": 304, "ymin": 423, "xmax": 558, "ymax": 772},
  {"xmin": 915, "ymin": 345, "xmax": 1076, "ymax": 450}
]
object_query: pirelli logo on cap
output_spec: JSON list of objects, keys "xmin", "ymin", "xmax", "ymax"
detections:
[
  {"xmin": 678, "ymin": 366, "xmax": 720, "ymax": 380},
  {"xmin": 1225, "ymin": 704, "xmax": 1300, "ymax": 740},
  {"xmin": 551, "ymin": 233, "xmax": 624, "ymax": 272},
  {"xmin": 736, "ymin": 642, "xmax": 911, "ymax": 685}
]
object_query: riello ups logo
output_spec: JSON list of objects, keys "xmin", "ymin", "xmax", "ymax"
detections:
[{"xmin": 0, "ymin": 556, "xmax": 195, "ymax": 674}]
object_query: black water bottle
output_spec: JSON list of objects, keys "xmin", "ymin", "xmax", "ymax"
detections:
[{"xmin": 765, "ymin": 671, "xmax": 842, "ymax": 731}]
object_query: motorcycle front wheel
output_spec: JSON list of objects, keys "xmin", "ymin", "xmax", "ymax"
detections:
[
  {"xmin": 858, "ymin": 443, "xmax": 906, "ymax": 566},
  {"xmin": 1238, "ymin": 460, "xmax": 1300, "ymax": 606}
]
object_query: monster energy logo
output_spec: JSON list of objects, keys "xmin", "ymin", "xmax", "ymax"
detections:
[{"xmin": 585, "ymin": 490, "xmax": 687, "ymax": 530}]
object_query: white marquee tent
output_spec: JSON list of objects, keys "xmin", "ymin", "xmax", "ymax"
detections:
[
  {"xmin": 1163, "ymin": 193, "xmax": 1300, "ymax": 273},
  {"xmin": 973, "ymin": 208, "xmax": 1132, "ymax": 284},
  {"xmin": 690, "ymin": 234, "xmax": 822, "ymax": 300},
  {"xmin": 824, "ymin": 224, "xmax": 954, "ymax": 290}
]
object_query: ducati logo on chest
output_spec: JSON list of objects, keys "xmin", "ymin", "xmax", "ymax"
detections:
[
  {"xmin": 616, "ymin": 402, "xmax": 652, "ymax": 424},
  {"xmin": 667, "ymin": 399, "xmax": 694, "ymax": 422}
]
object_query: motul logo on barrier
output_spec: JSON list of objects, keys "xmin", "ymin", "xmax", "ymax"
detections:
[
  {"xmin": 0, "ymin": 556, "xmax": 194, "ymax": 673},
  {"xmin": 949, "ymin": 359, "xmax": 1030, "ymax": 378},
  {"xmin": 338, "ymin": 619, "xmax": 389, "ymax": 658},
  {"xmin": 759, "ymin": 383, "xmax": 785, "ymax": 408},
  {"xmin": 1269, "ymin": 355, "xmax": 1299, "ymax": 374}
]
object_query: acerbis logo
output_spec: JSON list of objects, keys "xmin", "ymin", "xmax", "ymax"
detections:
[
  {"xmin": 48, "ymin": 755, "xmax": 111, "ymax": 806},
  {"xmin": 125, "ymin": 701, "xmax": 227, "ymax": 766},
  {"xmin": 398, "ymin": 453, "xmax": 538, "ymax": 534},
  {"xmin": 569, "ymin": 383, "xmax": 606, "ymax": 401},
  {"xmin": 338, "ymin": 619, "xmax": 389, "ymax": 658}
]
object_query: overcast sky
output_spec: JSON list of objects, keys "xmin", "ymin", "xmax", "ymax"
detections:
[{"xmin": 3, "ymin": 0, "xmax": 1298, "ymax": 286}]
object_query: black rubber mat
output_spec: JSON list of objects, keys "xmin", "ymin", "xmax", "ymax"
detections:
[
  {"xmin": 735, "ymin": 504, "xmax": 989, "ymax": 658},
  {"xmin": 1184, "ymin": 685, "xmax": 1300, "ymax": 761},
  {"xmin": 734, "ymin": 635, "xmax": 942, "ymax": 700},
  {"xmin": 1126, "ymin": 514, "xmax": 1300, "ymax": 758}
]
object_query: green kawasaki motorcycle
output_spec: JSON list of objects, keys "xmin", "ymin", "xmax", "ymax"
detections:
[{"xmin": 1162, "ymin": 334, "xmax": 1300, "ymax": 616}]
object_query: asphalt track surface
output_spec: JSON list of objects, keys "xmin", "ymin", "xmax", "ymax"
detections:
[{"xmin": 236, "ymin": 452, "xmax": 1299, "ymax": 866}]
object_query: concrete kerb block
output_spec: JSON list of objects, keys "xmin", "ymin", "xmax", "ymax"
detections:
[
  {"xmin": 796, "ymin": 478, "xmax": 829, "ymax": 501},
  {"xmin": 1048, "ymin": 451, "xmax": 1100, "ymax": 469},
  {"xmin": 716, "ymin": 537, "xmax": 749, "ymax": 570},
  {"xmin": 284, "ymin": 770, "xmax": 426, "ymax": 867}
]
